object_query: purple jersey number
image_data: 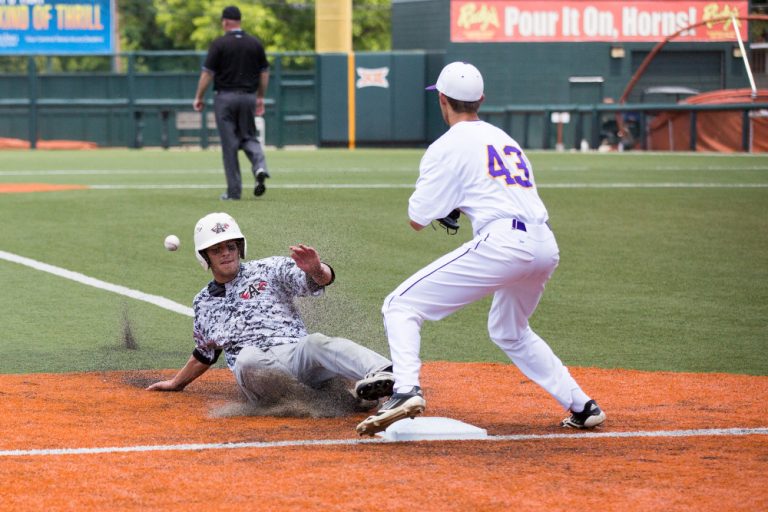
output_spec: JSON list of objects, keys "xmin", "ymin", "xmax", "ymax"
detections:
[{"xmin": 487, "ymin": 145, "xmax": 533, "ymax": 188}]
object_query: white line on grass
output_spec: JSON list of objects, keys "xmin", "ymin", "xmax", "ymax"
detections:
[
  {"xmin": 87, "ymin": 184, "xmax": 415, "ymax": 189},
  {"xmin": 542, "ymin": 151, "xmax": 768, "ymax": 159},
  {"xmin": 542, "ymin": 165, "xmax": 768, "ymax": 172},
  {"xmin": 0, "ymin": 168, "xmax": 416, "ymax": 176},
  {"xmin": 0, "ymin": 250, "xmax": 193, "ymax": 317},
  {"xmin": 0, "ymin": 169, "xmax": 220, "ymax": 176},
  {"xmin": 544, "ymin": 182, "xmax": 768, "ymax": 188},
  {"xmin": 1, "ymin": 427, "xmax": 765, "ymax": 457},
  {"xmin": 82, "ymin": 183, "xmax": 768, "ymax": 190}
]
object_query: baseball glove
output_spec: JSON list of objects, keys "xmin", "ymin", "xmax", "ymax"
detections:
[{"xmin": 436, "ymin": 209, "xmax": 460, "ymax": 235}]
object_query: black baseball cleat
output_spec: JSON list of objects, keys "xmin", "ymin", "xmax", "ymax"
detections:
[
  {"xmin": 356, "ymin": 386, "xmax": 426, "ymax": 437},
  {"xmin": 354, "ymin": 370, "xmax": 395, "ymax": 401},
  {"xmin": 561, "ymin": 399, "xmax": 606, "ymax": 428},
  {"xmin": 254, "ymin": 168, "xmax": 269, "ymax": 197}
]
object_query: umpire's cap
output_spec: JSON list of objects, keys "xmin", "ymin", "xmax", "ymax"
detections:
[{"xmin": 222, "ymin": 6, "xmax": 242, "ymax": 20}]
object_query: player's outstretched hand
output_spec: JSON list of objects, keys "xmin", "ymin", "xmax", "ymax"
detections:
[
  {"xmin": 289, "ymin": 244, "xmax": 321, "ymax": 274},
  {"xmin": 146, "ymin": 380, "xmax": 183, "ymax": 392}
]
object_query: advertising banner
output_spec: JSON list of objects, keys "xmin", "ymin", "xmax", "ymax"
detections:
[
  {"xmin": 451, "ymin": 1, "xmax": 749, "ymax": 43},
  {"xmin": 0, "ymin": 0, "xmax": 113, "ymax": 54}
]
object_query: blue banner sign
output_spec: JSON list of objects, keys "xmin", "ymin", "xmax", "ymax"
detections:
[{"xmin": 0, "ymin": 0, "xmax": 113, "ymax": 54}]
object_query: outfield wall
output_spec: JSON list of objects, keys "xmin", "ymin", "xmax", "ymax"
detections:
[
  {"xmin": 0, "ymin": 40, "xmax": 761, "ymax": 151},
  {"xmin": 0, "ymin": 52, "xmax": 319, "ymax": 149},
  {"xmin": 0, "ymin": 52, "xmax": 439, "ymax": 149}
]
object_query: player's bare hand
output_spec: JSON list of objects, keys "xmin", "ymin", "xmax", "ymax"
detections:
[
  {"xmin": 289, "ymin": 244, "xmax": 321, "ymax": 273},
  {"xmin": 290, "ymin": 244, "xmax": 332, "ymax": 285},
  {"xmin": 146, "ymin": 380, "xmax": 184, "ymax": 392}
]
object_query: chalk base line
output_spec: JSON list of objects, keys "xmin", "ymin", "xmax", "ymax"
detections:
[{"xmin": 1, "ymin": 426, "xmax": 766, "ymax": 458}]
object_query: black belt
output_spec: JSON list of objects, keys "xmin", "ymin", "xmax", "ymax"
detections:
[{"xmin": 217, "ymin": 89, "xmax": 255, "ymax": 94}]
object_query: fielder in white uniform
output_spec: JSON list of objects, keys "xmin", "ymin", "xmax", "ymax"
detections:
[
  {"xmin": 357, "ymin": 62, "xmax": 606, "ymax": 436},
  {"xmin": 147, "ymin": 212, "xmax": 394, "ymax": 408}
]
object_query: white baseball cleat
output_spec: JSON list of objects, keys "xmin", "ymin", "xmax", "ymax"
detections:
[{"xmin": 356, "ymin": 386, "xmax": 426, "ymax": 437}]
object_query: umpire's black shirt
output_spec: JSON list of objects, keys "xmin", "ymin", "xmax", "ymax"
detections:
[{"xmin": 203, "ymin": 30, "xmax": 269, "ymax": 93}]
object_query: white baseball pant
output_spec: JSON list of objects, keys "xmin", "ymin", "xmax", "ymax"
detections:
[{"xmin": 382, "ymin": 219, "xmax": 591, "ymax": 412}]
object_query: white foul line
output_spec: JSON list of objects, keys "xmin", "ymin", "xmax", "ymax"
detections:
[
  {"xmin": 81, "ymin": 183, "xmax": 768, "ymax": 190},
  {"xmin": 1, "ymin": 427, "xmax": 766, "ymax": 458},
  {"xmin": 86, "ymin": 184, "xmax": 416, "ymax": 189},
  {"xmin": 0, "ymin": 250, "xmax": 193, "ymax": 317}
]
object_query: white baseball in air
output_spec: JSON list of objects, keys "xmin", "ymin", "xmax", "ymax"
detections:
[{"xmin": 164, "ymin": 234, "xmax": 180, "ymax": 251}]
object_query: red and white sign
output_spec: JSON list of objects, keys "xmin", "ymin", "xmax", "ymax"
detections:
[{"xmin": 451, "ymin": 1, "xmax": 748, "ymax": 42}]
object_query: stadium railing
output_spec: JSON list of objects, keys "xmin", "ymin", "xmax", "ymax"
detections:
[
  {"xmin": 481, "ymin": 102, "xmax": 768, "ymax": 152},
  {"xmin": 0, "ymin": 51, "xmax": 316, "ymax": 149}
]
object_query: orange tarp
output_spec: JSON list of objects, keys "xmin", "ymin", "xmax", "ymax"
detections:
[
  {"xmin": 647, "ymin": 88, "xmax": 768, "ymax": 152},
  {"xmin": 0, "ymin": 183, "xmax": 89, "ymax": 194},
  {"xmin": 0, "ymin": 137, "xmax": 98, "ymax": 150}
]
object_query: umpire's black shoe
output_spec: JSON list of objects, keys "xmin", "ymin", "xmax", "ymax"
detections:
[
  {"xmin": 356, "ymin": 386, "xmax": 426, "ymax": 437},
  {"xmin": 220, "ymin": 193, "xmax": 240, "ymax": 201},
  {"xmin": 254, "ymin": 168, "xmax": 269, "ymax": 197},
  {"xmin": 560, "ymin": 399, "xmax": 606, "ymax": 428}
]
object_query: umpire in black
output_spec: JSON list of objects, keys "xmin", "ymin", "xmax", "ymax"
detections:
[{"xmin": 193, "ymin": 5, "xmax": 271, "ymax": 200}]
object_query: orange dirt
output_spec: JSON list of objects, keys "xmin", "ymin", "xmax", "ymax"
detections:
[
  {"xmin": 0, "ymin": 183, "xmax": 89, "ymax": 194},
  {"xmin": 1, "ymin": 362, "xmax": 766, "ymax": 511}
]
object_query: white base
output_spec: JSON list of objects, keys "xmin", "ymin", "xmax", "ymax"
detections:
[{"xmin": 376, "ymin": 416, "xmax": 488, "ymax": 441}]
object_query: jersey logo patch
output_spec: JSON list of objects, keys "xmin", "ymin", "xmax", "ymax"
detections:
[{"xmin": 241, "ymin": 281, "xmax": 268, "ymax": 299}]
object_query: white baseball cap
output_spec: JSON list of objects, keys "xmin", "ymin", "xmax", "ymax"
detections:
[{"xmin": 426, "ymin": 62, "xmax": 484, "ymax": 102}]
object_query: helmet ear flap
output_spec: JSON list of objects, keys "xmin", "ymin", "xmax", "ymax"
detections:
[{"xmin": 200, "ymin": 250, "xmax": 212, "ymax": 268}]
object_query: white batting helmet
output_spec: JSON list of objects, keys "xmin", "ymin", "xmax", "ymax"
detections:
[{"xmin": 193, "ymin": 212, "xmax": 247, "ymax": 270}]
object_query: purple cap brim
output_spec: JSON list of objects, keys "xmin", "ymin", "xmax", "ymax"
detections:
[{"xmin": 425, "ymin": 84, "xmax": 438, "ymax": 91}]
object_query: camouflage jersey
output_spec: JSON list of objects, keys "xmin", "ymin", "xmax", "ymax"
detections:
[{"xmin": 192, "ymin": 257, "xmax": 327, "ymax": 370}]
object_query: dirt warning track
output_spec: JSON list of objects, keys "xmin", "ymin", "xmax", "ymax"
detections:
[{"xmin": 1, "ymin": 362, "xmax": 766, "ymax": 511}]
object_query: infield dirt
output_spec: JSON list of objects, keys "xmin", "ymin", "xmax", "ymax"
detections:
[{"xmin": 1, "ymin": 362, "xmax": 766, "ymax": 511}]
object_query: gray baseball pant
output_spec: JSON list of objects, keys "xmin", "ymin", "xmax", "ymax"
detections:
[{"xmin": 232, "ymin": 333, "xmax": 391, "ymax": 404}]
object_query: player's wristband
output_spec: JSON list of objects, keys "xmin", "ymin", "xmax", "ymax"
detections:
[{"xmin": 192, "ymin": 348, "xmax": 221, "ymax": 365}]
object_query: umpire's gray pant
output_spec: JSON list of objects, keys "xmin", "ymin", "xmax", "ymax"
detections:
[
  {"xmin": 214, "ymin": 90, "xmax": 268, "ymax": 199},
  {"xmin": 232, "ymin": 333, "xmax": 391, "ymax": 404}
]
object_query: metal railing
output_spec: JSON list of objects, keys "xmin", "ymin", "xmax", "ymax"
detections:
[
  {"xmin": 2, "ymin": 51, "xmax": 765, "ymax": 151},
  {"xmin": 481, "ymin": 102, "xmax": 768, "ymax": 152},
  {"xmin": 0, "ymin": 51, "xmax": 318, "ymax": 149}
]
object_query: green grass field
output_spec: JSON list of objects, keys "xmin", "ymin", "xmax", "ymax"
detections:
[{"xmin": 1, "ymin": 148, "xmax": 766, "ymax": 376}]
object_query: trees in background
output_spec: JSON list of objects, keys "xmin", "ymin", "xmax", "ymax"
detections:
[
  {"xmin": 139, "ymin": 0, "xmax": 390, "ymax": 53},
  {"xmin": 0, "ymin": 1, "xmax": 390, "ymax": 72}
]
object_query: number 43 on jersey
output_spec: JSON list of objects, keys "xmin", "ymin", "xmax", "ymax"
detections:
[{"xmin": 487, "ymin": 145, "xmax": 533, "ymax": 188}]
